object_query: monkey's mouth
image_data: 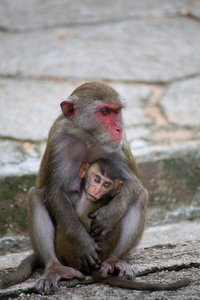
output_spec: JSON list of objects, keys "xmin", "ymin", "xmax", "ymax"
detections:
[
  {"xmin": 109, "ymin": 138, "xmax": 122, "ymax": 145},
  {"xmin": 88, "ymin": 194, "xmax": 98, "ymax": 201}
]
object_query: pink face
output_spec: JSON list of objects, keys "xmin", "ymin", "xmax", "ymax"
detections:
[
  {"xmin": 86, "ymin": 173, "xmax": 114, "ymax": 202},
  {"xmin": 95, "ymin": 103, "xmax": 123, "ymax": 145}
]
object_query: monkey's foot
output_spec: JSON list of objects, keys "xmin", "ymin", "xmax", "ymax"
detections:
[
  {"xmin": 100, "ymin": 258, "xmax": 135, "ymax": 280},
  {"xmin": 36, "ymin": 263, "xmax": 85, "ymax": 294}
]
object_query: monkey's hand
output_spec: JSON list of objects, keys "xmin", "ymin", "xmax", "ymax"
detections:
[
  {"xmin": 89, "ymin": 205, "xmax": 121, "ymax": 241},
  {"xmin": 77, "ymin": 236, "xmax": 101, "ymax": 273},
  {"xmin": 89, "ymin": 181, "xmax": 132, "ymax": 240},
  {"xmin": 89, "ymin": 180, "xmax": 148, "ymax": 240}
]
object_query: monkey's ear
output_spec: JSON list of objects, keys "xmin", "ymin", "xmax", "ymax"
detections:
[
  {"xmin": 79, "ymin": 161, "xmax": 90, "ymax": 178},
  {"xmin": 60, "ymin": 100, "xmax": 75, "ymax": 120},
  {"xmin": 111, "ymin": 181, "xmax": 124, "ymax": 196}
]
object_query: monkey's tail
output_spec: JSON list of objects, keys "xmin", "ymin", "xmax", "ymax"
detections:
[
  {"xmin": 0, "ymin": 253, "xmax": 39, "ymax": 289},
  {"xmin": 97, "ymin": 275, "xmax": 191, "ymax": 291}
]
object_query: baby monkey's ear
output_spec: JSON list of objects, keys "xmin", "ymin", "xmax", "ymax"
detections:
[{"xmin": 78, "ymin": 161, "xmax": 90, "ymax": 178}]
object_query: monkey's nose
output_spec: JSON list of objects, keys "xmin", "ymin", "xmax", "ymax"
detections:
[
  {"xmin": 116, "ymin": 127, "xmax": 123, "ymax": 137},
  {"xmin": 94, "ymin": 188, "xmax": 100, "ymax": 195}
]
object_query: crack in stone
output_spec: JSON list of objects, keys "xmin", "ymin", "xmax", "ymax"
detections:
[{"xmin": 137, "ymin": 262, "xmax": 200, "ymax": 277}]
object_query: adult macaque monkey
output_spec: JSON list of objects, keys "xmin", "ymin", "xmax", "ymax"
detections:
[
  {"xmin": 33, "ymin": 81, "xmax": 144, "ymax": 293},
  {"xmin": 0, "ymin": 83, "xmax": 190, "ymax": 293}
]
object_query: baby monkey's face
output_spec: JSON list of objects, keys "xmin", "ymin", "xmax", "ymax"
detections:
[
  {"xmin": 85, "ymin": 168, "xmax": 115, "ymax": 202},
  {"xmin": 78, "ymin": 160, "xmax": 124, "ymax": 202}
]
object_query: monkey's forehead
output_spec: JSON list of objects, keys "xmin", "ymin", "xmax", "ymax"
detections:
[
  {"xmin": 70, "ymin": 82, "xmax": 119, "ymax": 98},
  {"xmin": 72, "ymin": 96, "xmax": 123, "ymax": 106},
  {"xmin": 69, "ymin": 83, "xmax": 124, "ymax": 105}
]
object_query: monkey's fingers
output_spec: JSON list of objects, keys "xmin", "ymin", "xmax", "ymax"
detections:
[
  {"xmin": 99, "ymin": 261, "xmax": 115, "ymax": 279},
  {"xmin": 90, "ymin": 221, "xmax": 104, "ymax": 238},
  {"xmin": 61, "ymin": 267, "xmax": 85, "ymax": 280},
  {"xmin": 36, "ymin": 265, "xmax": 85, "ymax": 294},
  {"xmin": 89, "ymin": 210, "xmax": 98, "ymax": 218},
  {"xmin": 99, "ymin": 258, "xmax": 135, "ymax": 281},
  {"xmin": 88, "ymin": 254, "xmax": 101, "ymax": 269},
  {"xmin": 82, "ymin": 257, "xmax": 99, "ymax": 274},
  {"xmin": 114, "ymin": 261, "xmax": 135, "ymax": 280},
  {"xmin": 36, "ymin": 273, "xmax": 59, "ymax": 294},
  {"xmin": 86, "ymin": 251, "xmax": 101, "ymax": 270},
  {"xmin": 95, "ymin": 231, "xmax": 106, "ymax": 241},
  {"xmin": 94, "ymin": 244, "xmax": 101, "ymax": 252},
  {"xmin": 91, "ymin": 227, "xmax": 107, "ymax": 241}
]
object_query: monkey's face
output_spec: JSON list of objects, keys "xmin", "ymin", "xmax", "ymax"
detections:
[
  {"xmin": 60, "ymin": 82, "xmax": 124, "ymax": 152},
  {"xmin": 85, "ymin": 168, "xmax": 114, "ymax": 202},
  {"xmin": 95, "ymin": 103, "xmax": 124, "ymax": 146}
]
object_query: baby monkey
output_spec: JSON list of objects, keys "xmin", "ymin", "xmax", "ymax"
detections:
[{"xmin": 76, "ymin": 159, "xmax": 124, "ymax": 234}]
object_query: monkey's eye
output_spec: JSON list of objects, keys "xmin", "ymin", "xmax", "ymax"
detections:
[
  {"xmin": 115, "ymin": 108, "xmax": 121, "ymax": 115},
  {"xmin": 101, "ymin": 107, "xmax": 110, "ymax": 116},
  {"xmin": 94, "ymin": 176, "xmax": 100, "ymax": 183},
  {"xmin": 103, "ymin": 182, "xmax": 111, "ymax": 189}
]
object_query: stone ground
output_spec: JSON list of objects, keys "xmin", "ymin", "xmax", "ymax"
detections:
[{"xmin": 0, "ymin": 0, "xmax": 200, "ymax": 299}]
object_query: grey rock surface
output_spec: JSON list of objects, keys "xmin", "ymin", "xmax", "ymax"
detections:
[
  {"xmin": 184, "ymin": 1, "xmax": 200, "ymax": 18},
  {"xmin": 160, "ymin": 77, "xmax": 200, "ymax": 126},
  {"xmin": 0, "ymin": 18, "xmax": 200, "ymax": 82},
  {"xmin": 0, "ymin": 0, "xmax": 192, "ymax": 31},
  {"xmin": 0, "ymin": 78, "xmax": 79, "ymax": 140},
  {"xmin": 0, "ymin": 240, "xmax": 199, "ymax": 299},
  {"xmin": 140, "ymin": 221, "xmax": 200, "ymax": 248},
  {"xmin": 0, "ymin": 140, "xmax": 39, "ymax": 177}
]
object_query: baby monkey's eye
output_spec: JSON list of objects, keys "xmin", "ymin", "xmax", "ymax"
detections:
[
  {"xmin": 103, "ymin": 182, "xmax": 111, "ymax": 189},
  {"xmin": 94, "ymin": 176, "xmax": 100, "ymax": 183}
]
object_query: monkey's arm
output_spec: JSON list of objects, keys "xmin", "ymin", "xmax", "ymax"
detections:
[
  {"xmin": 90, "ymin": 177, "xmax": 146, "ymax": 240},
  {"xmin": 90, "ymin": 143, "xmax": 147, "ymax": 240},
  {"xmin": 46, "ymin": 189, "xmax": 101, "ymax": 271}
]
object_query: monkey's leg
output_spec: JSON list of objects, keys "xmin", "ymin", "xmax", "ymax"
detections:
[
  {"xmin": 28, "ymin": 187, "xmax": 84, "ymax": 294},
  {"xmin": 99, "ymin": 188, "xmax": 148, "ymax": 279},
  {"xmin": 111, "ymin": 187, "xmax": 148, "ymax": 258},
  {"xmin": 28, "ymin": 187, "xmax": 57, "ymax": 267}
]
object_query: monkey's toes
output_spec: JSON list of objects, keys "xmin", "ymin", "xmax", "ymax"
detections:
[
  {"xmin": 100, "ymin": 258, "xmax": 135, "ymax": 280},
  {"xmin": 36, "ymin": 274, "xmax": 59, "ymax": 295},
  {"xmin": 115, "ymin": 261, "xmax": 135, "ymax": 280},
  {"xmin": 61, "ymin": 267, "xmax": 85, "ymax": 280}
]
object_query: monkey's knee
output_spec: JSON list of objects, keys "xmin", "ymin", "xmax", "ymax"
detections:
[
  {"xmin": 28, "ymin": 186, "xmax": 38, "ymax": 198},
  {"xmin": 139, "ymin": 187, "xmax": 149, "ymax": 207},
  {"xmin": 144, "ymin": 187, "xmax": 149, "ymax": 203},
  {"xmin": 28, "ymin": 186, "xmax": 46, "ymax": 204}
]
